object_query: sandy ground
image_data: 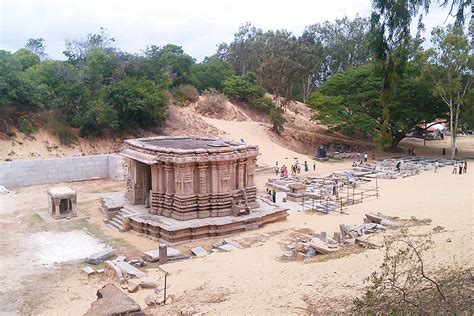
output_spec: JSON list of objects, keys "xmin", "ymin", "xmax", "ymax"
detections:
[
  {"xmin": 0, "ymin": 154, "xmax": 472, "ymax": 315},
  {"xmin": 0, "ymin": 104, "xmax": 473, "ymax": 314}
]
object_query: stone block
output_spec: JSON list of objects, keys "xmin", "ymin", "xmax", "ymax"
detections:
[{"xmin": 85, "ymin": 248, "xmax": 115, "ymax": 264}]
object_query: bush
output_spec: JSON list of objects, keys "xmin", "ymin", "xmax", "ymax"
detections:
[
  {"xmin": 269, "ymin": 106, "xmax": 286, "ymax": 134},
  {"xmin": 174, "ymin": 84, "xmax": 199, "ymax": 105},
  {"xmin": 223, "ymin": 72, "xmax": 265, "ymax": 102},
  {"xmin": 49, "ymin": 120, "xmax": 78, "ymax": 146},
  {"xmin": 18, "ymin": 117, "xmax": 37, "ymax": 135},
  {"xmin": 196, "ymin": 91, "xmax": 228, "ymax": 116},
  {"xmin": 251, "ymin": 96, "xmax": 274, "ymax": 113}
]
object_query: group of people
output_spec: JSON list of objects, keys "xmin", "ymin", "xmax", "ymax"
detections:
[
  {"xmin": 266, "ymin": 188, "xmax": 277, "ymax": 203},
  {"xmin": 453, "ymin": 161, "xmax": 468, "ymax": 175},
  {"xmin": 275, "ymin": 160, "xmax": 315, "ymax": 178}
]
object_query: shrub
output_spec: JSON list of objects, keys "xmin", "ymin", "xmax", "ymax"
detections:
[
  {"xmin": 49, "ymin": 120, "xmax": 78, "ymax": 146},
  {"xmin": 174, "ymin": 85, "xmax": 199, "ymax": 105},
  {"xmin": 251, "ymin": 96, "xmax": 274, "ymax": 113},
  {"xmin": 269, "ymin": 106, "xmax": 286, "ymax": 134},
  {"xmin": 196, "ymin": 91, "xmax": 228, "ymax": 116},
  {"xmin": 223, "ymin": 72, "xmax": 265, "ymax": 102},
  {"xmin": 18, "ymin": 117, "xmax": 37, "ymax": 135}
]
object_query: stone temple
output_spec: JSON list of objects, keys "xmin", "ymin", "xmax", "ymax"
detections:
[{"xmin": 103, "ymin": 136, "xmax": 287, "ymax": 243}]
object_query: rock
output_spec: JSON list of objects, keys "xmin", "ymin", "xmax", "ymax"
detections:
[
  {"xmin": 217, "ymin": 244, "xmax": 238, "ymax": 251},
  {"xmin": 304, "ymin": 247, "xmax": 316, "ymax": 259},
  {"xmin": 145, "ymin": 294, "xmax": 156, "ymax": 307},
  {"xmin": 84, "ymin": 283, "xmax": 143, "ymax": 316},
  {"xmin": 190, "ymin": 246, "xmax": 208, "ymax": 257},
  {"xmin": 143, "ymin": 247, "xmax": 182, "ymax": 262},
  {"xmin": 104, "ymin": 260, "xmax": 123, "ymax": 280},
  {"xmin": 281, "ymin": 251, "xmax": 293, "ymax": 260},
  {"xmin": 116, "ymin": 255, "xmax": 126, "ymax": 262},
  {"xmin": 320, "ymin": 231, "xmax": 327, "ymax": 238},
  {"xmin": 309, "ymin": 238, "xmax": 338, "ymax": 254},
  {"xmin": 0, "ymin": 185, "xmax": 9, "ymax": 194},
  {"xmin": 139, "ymin": 281, "xmax": 157, "ymax": 289},
  {"xmin": 365, "ymin": 212, "xmax": 384, "ymax": 224},
  {"xmin": 113, "ymin": 260, "xmax": 145, "ymax": 278},
  {"xmin": 294, "ymin": 242, "xmax": 305, "ymax": 252},
  {"xmin": 96, "ymin": 269, "xmax": 105, "ymax": 274},
  {"xmin": 295, "ymin": 252, "xmax": 306, "ymax": 261},
  {"xmin": 85, "ymin": 248, "xmax": 115, "ymax": 265},
  {"xmin": 380, "ymin": 219, "xmax": 402, "ymax": 228},
  {"xmin": 333, "ymin": 232, "xmax": 342, "ymax": 243},
  {"xmin": 127, "ymin": 280, "xmax": 139, "ymax": 293},
  {"xmin": 224, "ymin": 239, "xmax": 242, "ymax": 248},
  {"xmin": 83, "ymin": 266, "xmax": 95, "ymax": 275}
]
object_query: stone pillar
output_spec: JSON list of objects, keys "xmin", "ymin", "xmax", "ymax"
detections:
[
  {"xmin": 150, "ymin": 165, "xmax": 159, "ymax": 214},
  {"xmin": 197, "ymin": 163, "xmax": 210, "ymax": 218},
  {"xmin": 159, "ymin": 244, "xmax": 168, "ymax": 264},
  {"xmin": 237, "ymin": 159, "xmax": 246, "ymax": 189},
  {"xmin": 53, "ymin": 199, "xmax": 60, "ymax": 217},
  {"xmin": 163, "ymin": 163, "xmax": 174, "ymax": 217}
]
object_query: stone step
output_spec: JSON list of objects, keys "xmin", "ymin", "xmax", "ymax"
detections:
[{"xmin": 108, "ymin": 217, "xmax": 124, "ymax": 231}]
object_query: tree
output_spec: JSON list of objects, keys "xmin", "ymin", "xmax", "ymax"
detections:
[
  {"xmin": 13, "ymin": 49, "xmax": 40, "ymax": 71},
  {"xmin": 223, "ymin": 72, "xmax": 265, "ymax": 102},
  {"xmin": 145, "ymin": 44, "xmax": 195, "ymax": 87},
  {"xmin": 191, "ymin": 56, "xmax": 235, "ymax": 92},
  {"xmin": 100, "ymin": 77, "xmax": 169, "ymax": 131},
  {"xmin": 425, "ymin": 25, "xmax": 472, "ymax": 159},
  {"xmin": 303, "ymin": 16, "xmax": 371, "ymax": 85},
  {"xmin": 25, "ymin": 38, "xmax": 47, "ymax": 60},
  {"xmin": 369, "ymin": 0, "xmax": 470, "ymax": 148},
  {"xmin": 269, "ymin": 106, "xmax": 286, "ymax": 134},
  {"xmin": 307, "ymin": 62, "xmax": 445, "ymax": 146},
  {"xmin": 63, "ymin": 27, "xmax": 116, "ymax": 65}
]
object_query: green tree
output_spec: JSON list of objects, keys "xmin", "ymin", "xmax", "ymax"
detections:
[
  {"xmin": 101, "ymin": 77, "xmax": 169, "ymax": 131},
  {"xmin": 25, "ymin": 38, "xmax": 47, "ymax": 60},
  {"xmin": 425, "ymin": 25, "xmax": 472, "ymax": 159},
  {"xmin": 13, "ymin": 49, "xmax": 40, "ymax": 71},
  {"xmin": 223, "ymin": 72, "xmax": 264, "ymax": 102},
  {"xmin": 308, "ymin": 62, "xmax": 445, "ymax": 146},
  {"xmin": 191, "ymin": 56, "xmax": 235, "ymax": 92}
]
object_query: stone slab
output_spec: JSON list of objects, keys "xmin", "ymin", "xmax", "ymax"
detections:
[
  {"xmin": 85, "ymin": 248, "xmax": 115, "ymax": 265},
  {"xmin": 142, "ymin": 247, "xmax": 182, "ymax": 262},
  {"xmin": 190, "ymin": 246, "xmax": 208, "ymax": 257},
  {"xmin": 84, "ymin": 283, "xmax": 143, "ymax": 316}
]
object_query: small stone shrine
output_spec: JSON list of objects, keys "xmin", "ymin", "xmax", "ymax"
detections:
[
  {"xmin": 47, "ymin": 187, "xmax": 77, "ymax": 219},
  {"xmin": 114, "ymin": 136, "xmax": 287, "ymax": 243},
  {"xmin": 286, "ymin": 183, "xmax": 307, "ymax": 202}
]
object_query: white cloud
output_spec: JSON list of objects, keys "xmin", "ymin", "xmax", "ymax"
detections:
[{"xmin": 0, "ymin": 0, "xmax": 458, "ymax": 61}]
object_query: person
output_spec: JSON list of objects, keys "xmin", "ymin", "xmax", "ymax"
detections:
[
  {"xmin": 434, "ymin": 161, "xmax": 439, "ymax": 173},
  {"xmin": 332, "ymin": 184, "xmax": 337, "ymax": 196},
  {"xmin": 356, "ymin": 152, "xmax": 361, "ymax": 162},
  {"xmin": 352, "ymin": 161, "xmax": 357, "ymax": 167},
  {"xmin": 395, "ymin": 161, "xmax": 401, "ymax": 172},
  {"xmin": 313, "ymin": 162, "xmax": 316, "ymax": 171},
  {"xmin": 272, "ymin": 189, "xmax": 276, "ymax": 203},
  {"xmin": 452, "ymin": 162, "xmax": 458, "ymax": 174},
  {"xmin": 463, "ymin": 161, "xmax": 467, "ymax": 173},
  {"xmin": 283, "ymin": 166, "xmax": 288, "ymax": 178},
  {"xmin": 304, "ymin": 161, "xmax": 308, "ymax": 172},
  {"xmin": 275, "ymin": 162, "xmax": 279, "ymax": 176},
  {"xmin": 364, "ymin": 153, "xmax": 368, "ymax": 162},
  {"xmin": 442, "ymin": 148, "xmax": 446, "ymax": 156},
  {"xmin": 412, "ymin": 148, "xmax": 416, "ymax": 157},
  {"xmin": 297, "ymin": 165, "xmax": 301, "ymax": 174},
  {"xmin": 459, "ymin": 161, "xmax": 463, "ymax": 175},
  {"xmin": 371, "ymin": 151, "xmax": 376, "ymax": 160}
]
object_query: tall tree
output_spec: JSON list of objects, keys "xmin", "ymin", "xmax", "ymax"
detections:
[
  {"xmin": 25, "ymin": 38, "xmax": 47, "ymax": 60},
  {"xmin": 425, "ymin": 25, "xmax": 472, "ymax": 159}
]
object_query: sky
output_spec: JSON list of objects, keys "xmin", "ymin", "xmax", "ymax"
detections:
[{"xmin": 0, "ymin": 0, "xmax": 457, "ymax": 61}]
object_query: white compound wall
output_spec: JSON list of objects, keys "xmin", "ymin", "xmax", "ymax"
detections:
[{"xmin": 0, "ymin": 154, "xmax": 125, "ymax": 187}]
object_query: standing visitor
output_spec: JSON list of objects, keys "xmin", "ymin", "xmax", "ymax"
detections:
[
  {"xmin": 371, "ymin": 151, "xmax": 376, "ymax": 160},
  {"xmin": 275, "ymin": 162, "xmax": 279, "ymax": 176},
  {"xmin": 412, "ymin": 148, "xmax": 416, "ymax": 157},
  {"xmin": 452, "ymin": 162, "xmax": 458, "ymax": 174},
  {"xmin": 395, "ymin": 161, "xmax": 401, "ymax": 172},
  {"xmin": 356, "ymin": 152, "xmax": 361, "ymax": 162},
  {"xmin": 272, "ymin": 189, "xmax": 276, "ymax": 203},
  {"xmin": 463, "ymin": 161, "xmax": 467, "ymax": 173},
  {"xmin": 364, "ymin": 153, "xmax": 368, "ymax": 162},
  {"xmin": 434, "ymin": 161, "xmax": 439, "ymax": 173},
  {"xmin": 459, "ymin": 161, "xmax": 463, "ymax": 175},
  {"xmin": 313, "ymin": 162, "xmax": 316, "ymax": 171},
  {"xmin": 304, "ymin": 161, "xmax": 308, "ymax": 172},
  {"xmin": 442, "ymin": 148, "xmax": 446, "ymax": 156}
]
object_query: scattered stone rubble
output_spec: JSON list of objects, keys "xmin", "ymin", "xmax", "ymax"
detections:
[{"xmin": 282, "ymin": 212, "xmax": 403, "ymax": 261}]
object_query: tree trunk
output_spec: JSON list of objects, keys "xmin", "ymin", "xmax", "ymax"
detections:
[
  {"xmin": 450, "ymin": 104, "xmax": 455, "ymax": 160},
  {"xmin": 390, "ymin": 131, "xmax": 406, "ymax": 148}
]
